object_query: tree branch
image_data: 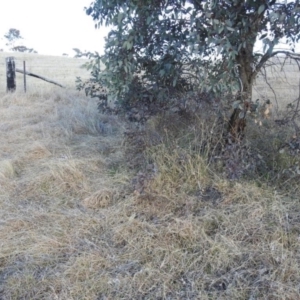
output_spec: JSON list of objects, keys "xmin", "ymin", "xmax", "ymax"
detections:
[{"xmin": 255, "ymin": 50, "xmax": 300, "ymax": 75}]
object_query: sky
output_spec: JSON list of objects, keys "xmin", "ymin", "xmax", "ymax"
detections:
[
  {"xmin": 0, "ymin": 1, "xmax": 299, "ymax": 57},
  {"xmin": 0, "ymin": 0, "xmax": 110, "ymax": 57}
]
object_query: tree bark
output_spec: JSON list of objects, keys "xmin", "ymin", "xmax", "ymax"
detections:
[{"xmin": 228, "ymin": 45, "xmax": 256, "ymax": 141}]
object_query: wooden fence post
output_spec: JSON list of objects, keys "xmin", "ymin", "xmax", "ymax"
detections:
[
  {"xmin": 6, "ymin": 57, "xmax": 16, "ymax": 92},
  {"xmin": 23, "ymin": 61, "xmax": 26, "ymax": 92}
]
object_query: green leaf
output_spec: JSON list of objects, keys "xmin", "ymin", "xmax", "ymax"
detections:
[
  {"xmin": 127, "ymin": 41, "xmax": 133, "ymax": 50},
  {"xmin": 239, "ymin": 111, "xmax": 246, "ymax": 118},
  {"xmin": 173, "ymin": 77, "xmax": 177, "ymax": 87},
  {"xmin": 225, "ymin": 20, "xmax": 232, "ymax": 26},
  {"xmin": 279, "ymin": 13, "xmax": 286, "ymax": 22},
  {"xmin": 269, "ymin": 11, "xmax": 278, "ymax": 21},
  {"xmin": 232, "ymin": 101, "xmax": 241, "ymax": 109},
  {"xmin": 227, "ymin": 27, "xmax": 235, "ymax": 32},
  {"xmin": 258, "ymin": 4, "xmax": 265, "ymax": 15},
  {"xmin": 186, "ymin": 7, "xmax": 193, "ymax": 14},
  {"xmin": 118, "ymin": 12, "xmax": 124, "ymax": 24},
  {"xmin": 159, "ymin": 69, "xmax": 165, "ymax": 76}
]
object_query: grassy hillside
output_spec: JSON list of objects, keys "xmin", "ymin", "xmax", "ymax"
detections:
[
  {"xmin": 0, "ymin": 53, "xmax": 300, "ymax": 299},
  {"xmin": 0, "ymin": 52, "xmax": 90, "ymax": 93},
  {"xmin": 0, "ymin": 51, "xmax": 299, "ymax": 109},
  {"xmin": 253, "ymin": 56, "xmax": 300, "ymax": 109}
]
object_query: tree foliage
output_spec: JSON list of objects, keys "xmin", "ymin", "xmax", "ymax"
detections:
[
  {"xmin": 83, "ymin": 0, "xmax": 300, "ymax": 109},
  {"xmin": 4, "ymin": 28, "xmax": 23, "ymax": 44},
  {"xmin": 11, "ymin": 45, "xmax": 37, "ymax": 53}
]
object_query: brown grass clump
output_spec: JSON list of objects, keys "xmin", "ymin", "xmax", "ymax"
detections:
[
  {"xmin": 82, "ymin": 188, "xmax": 114, "ymax": 209},
  {"xmin": 147, "ymin": 144, "xmax": 210, "ymax": 197},
  {"xmin": 24, "ymin": 142, "xmax": 52, "ymax": 161}
]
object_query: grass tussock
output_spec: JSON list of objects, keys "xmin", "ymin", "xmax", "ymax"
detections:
[
  {"xmin": 148, "ymin": 144, "xmax": 209, "ymax": 197},
  {"xmin": 0, "ymin": 86, "xmax": 300, "ymax": 299},
  {"xmin": 82, "ymin": 188, "xmax": 115, "ymax": 209}
]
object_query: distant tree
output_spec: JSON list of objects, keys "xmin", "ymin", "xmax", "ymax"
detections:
[
  {"xmin": 4, "ymin": 28, "xmax": 23, "ymax": 48},
  {"xmin": 62, "ymin": 53, "xmax": 69, "ymax": 57},
  {"xmin": 4, "ymin": 28, "xmax": 23, "ymax": 43},
  {"xmin": 11, "ymin": 45, "xmax": 37, "ymax": 53},
  {"xmin": 4, "ymin": 28, "xmax": 37, "ymax": 53}
]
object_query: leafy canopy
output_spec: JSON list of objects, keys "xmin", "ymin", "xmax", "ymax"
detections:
[{"xmin": 84, "ymin": 0, "xmax": 300, "ymax": 104}]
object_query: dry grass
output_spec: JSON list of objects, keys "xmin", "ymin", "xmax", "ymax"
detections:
[
  {"xmin": 0, "ymin": 54, "xmax": 300, "ymax": 299},
  {"xmin": 253, "ymin": 56, "xmax": 300, "ymax": 110},
  {"xmin": 0, "ymin": 51, "xmax": 298, "ymax": 110},
  {"xmin": 0, "ymin": 86, "xmax": 128, "ymax": 299},
  {"xmin": 0, "ymin": 51, "xmax": 90, "ymax": 93}
]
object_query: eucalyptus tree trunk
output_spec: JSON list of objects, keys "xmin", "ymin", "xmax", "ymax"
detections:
[
  {"xmin": 236, "ymin": 45, "xmax": 256, "ymax": 101},
  {"xmin": 228, "ymin": 44, "xmax": 257, "ymax": 141}
]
